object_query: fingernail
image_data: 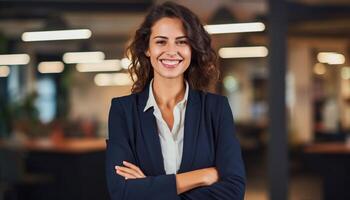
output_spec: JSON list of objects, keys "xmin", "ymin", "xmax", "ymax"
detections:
[
  {"xmin": 115, "ymin": 165, "xmax": 119, "ymax": 169},
  {"xmin": 123, "ymin": 161, "xmax": 127, "ymax": 164}
]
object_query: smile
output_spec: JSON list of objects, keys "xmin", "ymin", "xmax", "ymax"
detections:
[{"xmin": 159, "ymin": 59, "xmax": 183, "ymax": 68}]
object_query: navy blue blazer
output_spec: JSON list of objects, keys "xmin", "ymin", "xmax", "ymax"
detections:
[{"xmin": 106, "ymin": 84, "xmax": 245, "ymax": 200}]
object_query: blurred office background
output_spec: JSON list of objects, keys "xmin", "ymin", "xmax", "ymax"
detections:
[{"xmin": 0, "ymin": 0, "xmax": 350, "ymax": 200}]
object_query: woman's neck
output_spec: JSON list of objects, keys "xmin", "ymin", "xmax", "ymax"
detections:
[{"xmin": 152, "ymin": 76, "xmax": 185, "ymax": 109}]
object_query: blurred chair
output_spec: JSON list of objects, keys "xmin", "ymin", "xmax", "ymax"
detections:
[{"xmin": 0, "ymin": 148, "xmax": 53, "ymax": 200}]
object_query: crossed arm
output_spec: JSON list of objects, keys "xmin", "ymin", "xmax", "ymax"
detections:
[{"xmin": 115, "ymin": 160, "xmax": 219, "ymax": 194}]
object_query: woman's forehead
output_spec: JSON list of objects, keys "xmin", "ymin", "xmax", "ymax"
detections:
[{"xmin": 150, "ymin": 17, "xmax": 186, "ymax": 37}]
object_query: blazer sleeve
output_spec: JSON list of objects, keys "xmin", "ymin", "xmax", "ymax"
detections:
[
  {"xmin": 179, "ymin": 96, "xmax": 246, "ymax": 200},
  {"xmin": 106, "ymin": 99, "xmax": 180, "ymax": 200}
]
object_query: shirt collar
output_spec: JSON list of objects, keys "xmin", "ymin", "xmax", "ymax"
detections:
[{"xmin": 143, "ymin": 79, "xmax": 189, "ymax": 112}]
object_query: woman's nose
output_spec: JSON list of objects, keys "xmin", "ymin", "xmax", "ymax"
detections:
[
  {"xmin": 165, "ymin": 51, "xmax": 178, "ymax": 57},
  {"xmin": 165, "ymin": 42, "xmax": 178, "ymax": 55}
]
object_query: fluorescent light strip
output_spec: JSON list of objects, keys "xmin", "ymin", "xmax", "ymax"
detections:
[
  {"xmin": 0, "ymin": 54, "xmax": 30, "ymax": 65},
  {"xmin": 204, "ymin": 22, "xmax": 265, "ymax": 34},
  {"xmin": 22, "ymin": 29, "xmax": 92, "ymax": 42},
  {"xmin": 76, "ymin": 59, "xmax": 122, "ymax": 72},
  {"xmin": 63, "ymin": 51, "xmax": 105, "ymax": 64},
  {"xmin": 317, "ymin": 52, "xmax": 345, "ymax": 65},
  {"xmin": 120, "ymin": 57, "xmax": 132, "ymax": 69},
  {"xmin": 38, "ymin": 61, "xmax": 64, "ymax": 73},
  {"xmin": 218, "ymin": 46, "xmax": 268, "ymax": 58},
  {"xmin": 94, "ymin": 73, "xmax": 133, "ymax": 86},
  {"xmin": 0, "ymin": 65, "xmax": 10, "ymax": 77}
]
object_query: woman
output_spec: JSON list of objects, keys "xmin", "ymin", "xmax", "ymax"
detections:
[{"xmin": 106, "ymin": 2, "xmax": 245, "ymax": 200}]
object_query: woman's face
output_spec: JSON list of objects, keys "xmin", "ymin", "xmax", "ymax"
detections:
[{"xmin": 146, "ymin": 17, "xmax": 191, "ymax": 80}]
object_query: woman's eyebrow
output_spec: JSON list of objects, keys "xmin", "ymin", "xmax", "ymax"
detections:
[
  {"xmin": 153, "ymin": 36, "xmax": 168, "ymax": 39},
  {"xmin": 176, "ymin": 36, "xmax": 188, "ymax": 40},
  {"xmin": 152, "ymin": 36, "xmax": 188, "ymax": 39}
]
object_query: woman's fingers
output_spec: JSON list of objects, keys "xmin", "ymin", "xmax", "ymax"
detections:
[
  {"xmin": 115, "ymin": 167, "xmax": 137, "ymax": 179},
  {"xmin": 122, "ymin": 161, "xmax": 146, "ymax": 177},
  {"xmin": 115, "ymin": 161, "xmax": 146, "ymax": 179},
  {"xmin": 115, "ymin": 166, "xmax": 141, "ymax": 178}
]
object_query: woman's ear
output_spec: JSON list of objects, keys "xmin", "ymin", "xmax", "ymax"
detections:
[{"xmin": 145, "ymin": 49, "xmax": 150, "ymax": 57}]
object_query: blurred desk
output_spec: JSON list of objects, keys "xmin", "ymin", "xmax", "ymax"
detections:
[
  {"xmin": 304, "ymin": 142, "xmax": 350, "ymax": 200},
  {"xmin": 304, "ymin": 142, "xmax": 350, "ymax": 154},
  {"xmin": 0, "ymin": 138, "xmax": 105, "ymax": 153},
  {"xmin": 0, "ymin": 138, "xmax": 108, "ymax": 200}
]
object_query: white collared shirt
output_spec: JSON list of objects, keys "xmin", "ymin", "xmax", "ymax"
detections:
[{"xmin": 143, "ymin": 79, "xmax": 189, "ymax": 174}]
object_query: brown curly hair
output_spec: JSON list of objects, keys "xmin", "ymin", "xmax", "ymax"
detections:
[{"xmin": 127, "ymin": 1, "xmax": 219, "ymax": 93}]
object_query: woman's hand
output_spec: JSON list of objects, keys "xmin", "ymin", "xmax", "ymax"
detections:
[
  {"xmin": 175, "ymin": 167, "xmax": 219, "ymax": 194},
  {"xmin": 201, "ymin": 167, "xmax": 219, "ymax": 186},
  {"xmin": 115, "ymin": 161, "xmax": 146, "ymax": 180}
]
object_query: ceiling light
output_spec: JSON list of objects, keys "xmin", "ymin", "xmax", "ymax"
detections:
[
  {"xmin": 63, "ymin": 51, "xmax": 105, "ymax": 64},
  {"xmin": 22, "ymin": 29, "xmax": 92, "ymax": 42},
  {"xmin": 317, "ymin": 52, "xmax": 345, "ymax": 65},
  {"xmin": 0, "ymin": 54, "xmax": 30, "ymax": 65},
  {"xmin": 204, "ymin": 22, "xmax": 265, "ymax": 34},
  {"xmin": 218, "ymin": 46, "xmax": 268, "ymax": 58},
  {"xmin": 76, "ymin": 59, "xmax": 122, "ymax": 72},
  {"xmin": 38, "ymin": 61, "xmax": 64, "ymax": 73},
  {"xmin": 94, "ymin": 73, "xmax": 133, "ymax": 86},
  {"xmin": 120, "ymin": 57, "xmax": 132, "ymax": 69}
]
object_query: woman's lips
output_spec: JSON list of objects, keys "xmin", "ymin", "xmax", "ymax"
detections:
[{"xmin": 159, "ymin": 59, "xmax": 183, "ymax": 68}]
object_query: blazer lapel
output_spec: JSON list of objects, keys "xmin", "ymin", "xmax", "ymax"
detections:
[
  {"xmin": 178, "ymin": 88, "xmax": 201, "ymax": 173},
  {"xmin": 137, "ymin": 83, "xmax": 166, "ymax": 175}
]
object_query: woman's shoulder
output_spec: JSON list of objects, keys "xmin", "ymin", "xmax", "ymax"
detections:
[
  {"xmin": 196, "ymin": 90, "xmax": 232, "ymax": 121},
  {"xmin": 110, "ymin": 93, "xmax": 138, "ymax": 109},
  {"xmin": 197, "ymin": 90, "xmax": 228, "ymax": 106},
  {"xmin": 111, "ymin": 93, "xmax": 136, "ymax": 102}
]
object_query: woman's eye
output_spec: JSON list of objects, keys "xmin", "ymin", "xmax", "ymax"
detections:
[
  {"xmin": 177, "ymin": 40, "xmax": 188, "ymax": 45},
  {"xmin": 156, "ymin": 40, "xmax": 166, "ymax": 45}
]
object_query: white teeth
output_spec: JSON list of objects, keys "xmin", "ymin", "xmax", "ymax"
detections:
[{"xmin": 161, "ymin": 59, "xmax": 180, "ymax": 65}]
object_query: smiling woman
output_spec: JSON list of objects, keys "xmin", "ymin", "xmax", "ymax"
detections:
[
  {"xmin": 106, "ymin": 2, "xmax": 245, "ymax": 200},
  {"xmin": 127, "ymin": 1, "xmax": 219, "ymax": 93},
  {"xmin": 146, "ymin": 17, "xmax": 192, "ymax": 80}
]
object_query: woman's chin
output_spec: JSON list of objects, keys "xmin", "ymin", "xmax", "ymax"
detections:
[{"xmin": 156, "ymin": 71, "xmax": 183, "ymax": 79}]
